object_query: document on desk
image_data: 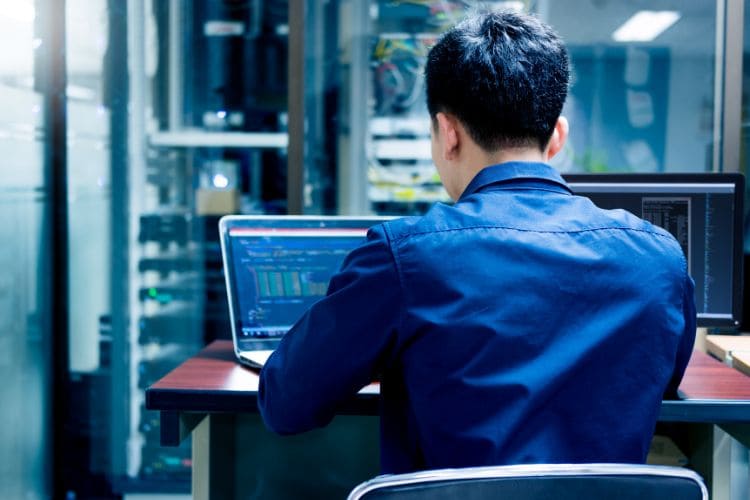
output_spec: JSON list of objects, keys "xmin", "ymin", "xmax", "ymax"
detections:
[
  {"xmin": 732, "ymin": 352, "xmax": 750, "ymax": 377},
  {"xmin": 705, "ymin": 334, "xmax": 750, "ymax": 363}
]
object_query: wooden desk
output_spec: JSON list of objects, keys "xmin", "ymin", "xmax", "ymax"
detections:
[
  {"xmin": 147, "ymin": 341, "xmax": 750, "ymax": 499},
  {"xmin": 147, "ymin": 340, "xmax": 379, "ymax": 430},
  {"xmin": 661, "ymin": 348, "xmax": 750, "ymax": 423}
]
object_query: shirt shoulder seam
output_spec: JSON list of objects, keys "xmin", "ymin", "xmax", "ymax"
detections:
[{"xmin": 389, "ymin": 224, "xmax": 677, "ymax": 244}]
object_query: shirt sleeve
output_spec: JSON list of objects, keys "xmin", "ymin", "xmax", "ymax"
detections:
[
  {"xmin": 664, "ymin": 273, "xmax": 697, "ymax": 399},
  {"xmin": 258, "ymin": 224, "xmax": 402, "ymax": 434}
]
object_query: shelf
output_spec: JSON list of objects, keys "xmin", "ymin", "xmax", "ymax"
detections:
[
  {"xmin": 149, "ymin": 130, "xmax": 288, "ymax": 149},
  {"xmin": 371, "ymin": 138, "xmax": 431, "ymax": 160},
  {"xmin": 369, "ymin": 116, "xmax": 430, "ymax": 137},
  {"xmin": 369, "ymin": 183, "xmax": 449, "ymax": 203}
]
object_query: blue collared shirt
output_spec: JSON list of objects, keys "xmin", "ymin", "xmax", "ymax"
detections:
[{"xmin": 259, "ymin": 162, "xmax": 696, "ymax": 473}]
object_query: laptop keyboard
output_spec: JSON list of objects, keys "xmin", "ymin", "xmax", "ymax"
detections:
[
  {"xmin": 246, "ymin": 329, "xmax": 288, "ymax": 338},
  {"xmin": 241, "ymin": 339, "xmax": 282, "ymax": 351}
]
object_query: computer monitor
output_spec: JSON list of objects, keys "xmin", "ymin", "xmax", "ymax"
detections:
[{"xmin": 564, "ymin": 173, "xmax": 745, "ymax": 328}]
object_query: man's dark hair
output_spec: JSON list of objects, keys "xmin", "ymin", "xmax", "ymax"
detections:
[{"xmin": 425, "ymin": 10, "xmax": 569, "ymax": 152}]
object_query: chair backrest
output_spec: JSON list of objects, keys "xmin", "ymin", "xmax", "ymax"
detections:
[{"xmin": 347, "ymin": 463, "xmax": 707, "ymax": 500}]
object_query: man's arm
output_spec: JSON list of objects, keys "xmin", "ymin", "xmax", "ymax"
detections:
[
  {"xmin": 664, "ymin": 274, "xmax": 697, "ymax": 399},
  {"xmin": 258, "ymin": 225, "xmax": 402, "ymax": 434}
]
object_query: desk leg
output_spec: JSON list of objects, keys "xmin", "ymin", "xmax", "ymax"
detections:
[
  {"xmin": 192, "ymin": 414, "xmax": 236, "ymax": 500},
  {"xmin": 712, "ymin": 426, "xmax": 750, "ymax": 500}
]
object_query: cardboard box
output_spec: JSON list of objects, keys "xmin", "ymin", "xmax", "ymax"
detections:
[{"xmin": 196, "ymin": 189, "xmax": 239, "ymax": 215}]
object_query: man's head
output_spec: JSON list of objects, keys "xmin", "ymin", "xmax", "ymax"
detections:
[
  {"xmin": 426, "ymin": 10, "xmax": 569, "ymax": 151},
  {"xmin": 425, "ymin": 10, "xmax": 570, "ymax": 198}
]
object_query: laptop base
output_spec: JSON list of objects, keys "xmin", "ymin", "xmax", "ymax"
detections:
[{"xmin": 238, "ymin": 350, "xmax": 274, "ymax": 369}]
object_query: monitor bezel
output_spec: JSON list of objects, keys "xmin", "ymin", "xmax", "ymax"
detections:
[{"xmin": 563, "ymin": 172, "xmax": 745, "ymax": 329}]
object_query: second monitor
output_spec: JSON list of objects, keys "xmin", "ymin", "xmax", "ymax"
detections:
[{"xmin": 564, "ymin": 173, "xmax": 744, "ymax": 328}]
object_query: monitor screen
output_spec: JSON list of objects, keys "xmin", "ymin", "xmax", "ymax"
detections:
[{"xmin": 564, "ymin": 173, "xmax": 744, "ymax": 328}]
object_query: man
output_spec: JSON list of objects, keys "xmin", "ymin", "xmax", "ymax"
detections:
[{"xmin": 259, "ymin": 10, "xmax": 696, "ymax": 474}]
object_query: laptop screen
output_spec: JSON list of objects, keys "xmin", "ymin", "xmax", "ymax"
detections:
[{"xmin": 221, "ymin": 217, "xmax": 389, "ymax": 352}]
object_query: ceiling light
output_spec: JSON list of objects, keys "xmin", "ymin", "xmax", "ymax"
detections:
[
  {"xmin": 0, "ymin": 4, "xmax": 35, "ymax": 23},
  {"xmin": 612, "ymin": 11, "xmax": 680, "ymax": 42},
  {"xmin": 490, "ymin": 2, "xmax": 525, "ymax": 12}
]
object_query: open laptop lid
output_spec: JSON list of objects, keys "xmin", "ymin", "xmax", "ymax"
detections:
[{"xmin": 219, "ymin": 215, "xmax": 391, "ymax": 367}]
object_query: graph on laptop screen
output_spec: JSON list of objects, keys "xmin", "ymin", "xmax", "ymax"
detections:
[
  {"xmin": 564, "ymin": 173, "xmax": 744, "ymax": 328},
  {"xmin": 228, "ymin": 227, "xmax": 367, "ymax": 343}
]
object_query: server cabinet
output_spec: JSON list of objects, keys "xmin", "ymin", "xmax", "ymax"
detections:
[
  {"xmin": 112, "ymin": 1, "xmax": 289, "ymax": 492},
  {"xmin": 298, "ymin": 0, "xmax": 465, "ymax": 216}
]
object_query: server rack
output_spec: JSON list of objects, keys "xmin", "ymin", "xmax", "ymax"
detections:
[
  {"xmin": 314, "ymin": 0, "xmax": 477, "ymax": 216},
  {"xmin": 113, "ymin": 1, "xmax": 289, "ymax": 492}
]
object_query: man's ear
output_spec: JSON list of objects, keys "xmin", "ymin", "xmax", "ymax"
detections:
[
  {"xmin": 436, "ymin": 112, "xmax": 460, "ymax": 161},
  {"xmin": 546, "ymin": 116, "xmax": 569, "ymax": 160}
]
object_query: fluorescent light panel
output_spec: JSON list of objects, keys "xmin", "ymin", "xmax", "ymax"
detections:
[
  {"xmin": 0, "ymin": 4, "xmax": 34, "ymax": 23},
  {"xmin": 490, "ymin": 2, "xmax": 525, "ymax": 12},
  {"xmin": 612, "ymin": 10, "xmax": 681, "ymax": 42}
]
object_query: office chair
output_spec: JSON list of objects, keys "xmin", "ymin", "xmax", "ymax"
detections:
[{"xmin": 348, "ymin": 463, "xmax": 707, "ymax": 500}]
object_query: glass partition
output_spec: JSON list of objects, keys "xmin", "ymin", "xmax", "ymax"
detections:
[
  {"xmin": 66, "ymin": 0, "xmax": 111, "ymax": 374},
  {"xmin": 64, "ymin": 0, "xmax": 114, "ymax": 496},
  {"xmin": 549, "ymin": 1, "xmax": 717, "ymax": 175},
  {"xmin": 300, "ymin": 0, "xmax": 720, "ymax": 215},
  {"xmin": 0, "ymin": 0, "xmax": 51, "ymax": 497}
]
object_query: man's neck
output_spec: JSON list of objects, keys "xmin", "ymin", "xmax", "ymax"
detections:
[
  {"xmin": 485, "ymin": 147, "xmax": 547, "ymax": 166},
  {"xmin": 455, "ymin": 146, "xmax": 547, "ymax": 199}
]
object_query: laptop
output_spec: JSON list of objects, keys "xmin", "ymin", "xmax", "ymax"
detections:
[{"xmin": 219, "ymin": 215, "xmax": 391, "ymax": 369}]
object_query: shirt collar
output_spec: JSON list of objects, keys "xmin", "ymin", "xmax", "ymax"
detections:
[{"xmin": 459, "ymin": 162, "xmax": 573, "ymax": 201}]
